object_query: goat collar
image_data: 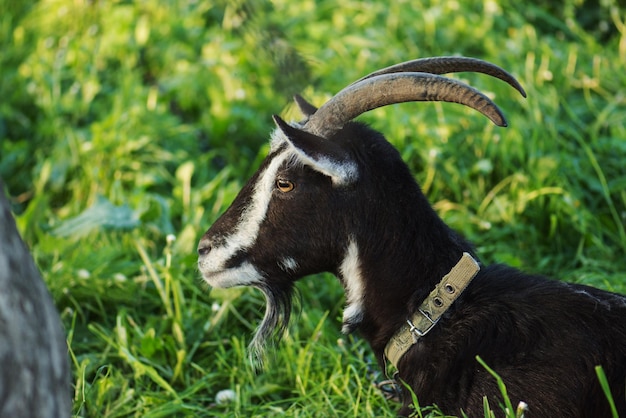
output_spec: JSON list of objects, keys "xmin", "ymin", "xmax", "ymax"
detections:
[{"xmin": 384, "ymin": 252, "xmax": 480, "ymax": 370}]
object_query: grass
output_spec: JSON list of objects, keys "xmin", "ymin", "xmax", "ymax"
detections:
[{"xmin": 1, "ymin": 0, "xmax": 625, "ymax": 416}]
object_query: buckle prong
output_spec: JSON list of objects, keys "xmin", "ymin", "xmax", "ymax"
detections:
[{"xmin": 406, "ymin": 309, "xmax": 440, "ymax": 341}]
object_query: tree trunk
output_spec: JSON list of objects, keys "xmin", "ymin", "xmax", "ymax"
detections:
[{"xmin": 0, "ymin": 180, "xmax": 71, "ymax": 417}]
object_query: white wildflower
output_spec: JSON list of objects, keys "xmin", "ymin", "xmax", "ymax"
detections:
[{"xmin": 215, "ymin": 389, "xmax": 236, "ymax": 405}]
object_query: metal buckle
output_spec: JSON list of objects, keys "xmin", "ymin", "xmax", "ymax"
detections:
[{"xmin": 406, "ymin": 309, "xmax": 439, "ymax": 340}]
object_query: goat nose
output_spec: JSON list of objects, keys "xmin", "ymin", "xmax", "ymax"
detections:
[
  {"xmin": 197, "ymin": 239, "xmax": 211, "ymax": 256},
  {"xmin": 198, "ymin": 245, "xmax": 211, "ymax": 256}
]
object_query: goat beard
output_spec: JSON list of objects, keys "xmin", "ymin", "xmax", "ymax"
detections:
[{"xmin": 248, "ymin": 281, "xmax": 297, "ymax": 370}]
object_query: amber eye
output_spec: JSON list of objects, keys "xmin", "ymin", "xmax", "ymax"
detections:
[{"xmin": 276, "ymin": 179, "xmax": 295, "ymax": 193}]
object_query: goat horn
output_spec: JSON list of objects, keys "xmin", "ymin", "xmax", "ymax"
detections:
[
  {"xmin": 350, "ymin": 56, "xmax": 526, "ymax": 98},
  {"xmin": 304, "ymin": 72, "xmax": 512, "ymax": 139}
]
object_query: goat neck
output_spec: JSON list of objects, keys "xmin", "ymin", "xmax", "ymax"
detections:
[{"xmin": 278, "ymin": 120, "xmax": 480, "ymax": 357}]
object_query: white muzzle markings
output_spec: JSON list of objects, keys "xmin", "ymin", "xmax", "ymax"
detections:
[
  {"xmin": 198, "ymin": 131, "xmax": 292, "ymax": 288},
  {"xmin": 199, "ymin": 126, "xmax": 360, "ymax": 291}
]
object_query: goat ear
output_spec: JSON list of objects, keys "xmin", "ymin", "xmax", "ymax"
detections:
[
  {"xmin": 273, "ymin": 115, "xmax": 359, "ymax": 186},
  {"xmin": 293, "ymin": 94, "xmax": 318, "ymax": 117}
]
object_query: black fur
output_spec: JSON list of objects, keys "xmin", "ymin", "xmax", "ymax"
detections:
[
  {"xmin": 396, "ymin": 265, "xmax": 626, "ymax": 417},
  {"xmin": 200, "ymin": 121, "xmax": 626, "ymax": 417},
  {"xmin": 248, "ymin": 281, "xmax": 296, "ymax": 368}
]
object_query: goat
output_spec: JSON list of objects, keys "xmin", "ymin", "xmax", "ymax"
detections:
[
  {"xmin": 0, "ymin": 179, "xmax": 71, "ymax": 417},
  {"xmin": 197, "ymin": 57, "xmax": 626, "ymax": 417}
]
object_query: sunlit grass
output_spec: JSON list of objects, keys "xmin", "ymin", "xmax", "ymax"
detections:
[{"xmin": 1, "ymin": 0, "xmax": 625, "ymax": 416}]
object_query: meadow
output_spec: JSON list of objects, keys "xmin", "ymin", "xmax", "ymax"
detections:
[{"xmin": 1, "ymin": 0, "xmax": 625, "ymax": 416}]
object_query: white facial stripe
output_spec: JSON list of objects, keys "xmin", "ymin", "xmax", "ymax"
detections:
[
  {"xmin": 199, "ymin": 143, "xmax": 292, "ymax": 287},
  {"xmin": 201, "ymin": 126, "xmax": 355, "ymax": 289},
  {"xmin": 339, "ymin": 239, "xmax": 365, "ymax": 333}
]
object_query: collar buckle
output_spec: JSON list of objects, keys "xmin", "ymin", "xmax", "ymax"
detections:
[
  {"xmin": 407, "ymin": 309, "xmax": 439, "ymax": 340},
  {"xmin": 384, "ymin": 252, "xmax": 480, "ymax": 373}
]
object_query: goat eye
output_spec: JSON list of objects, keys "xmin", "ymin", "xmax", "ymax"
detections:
[{"xmin": 276, "ymin": 179, "xmax": 295, "ymax": 193}]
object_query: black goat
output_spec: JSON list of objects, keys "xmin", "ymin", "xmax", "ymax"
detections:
[{"xmin": 197, "ymin": 57, "xmax": 626, "ymax": 417}]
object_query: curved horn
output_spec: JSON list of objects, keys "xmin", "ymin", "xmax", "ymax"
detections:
[
  {"xmin": 351, "ymin": 56, "xmax": 526, "ymax": 98},
  {"xmin": 304, "ymin": 72, "xmax": 511, "ymax": 139}
]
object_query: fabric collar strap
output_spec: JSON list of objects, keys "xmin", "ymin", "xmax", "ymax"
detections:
[{"xmin": 384, "ymin": 252, "xmax": 480, "ymax": 370}]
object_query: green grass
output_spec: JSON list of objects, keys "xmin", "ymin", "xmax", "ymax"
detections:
[{"xmin": 1, "ymin": 0, "xmax": 625, "ymax": 416}]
